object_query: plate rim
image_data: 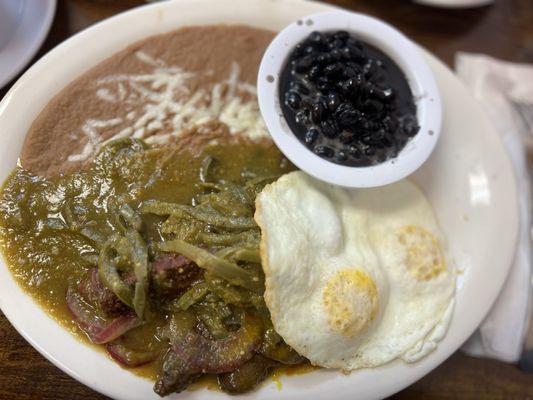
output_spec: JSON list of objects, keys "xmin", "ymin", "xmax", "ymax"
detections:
[{"xmin": 0, "ymin": 0, "xmax": 519, "ymax": 399}]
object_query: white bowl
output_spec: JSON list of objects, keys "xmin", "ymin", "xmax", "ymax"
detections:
[{"xmin": 257, "ymin": 11, "xmax": 442, "ymax": 188}]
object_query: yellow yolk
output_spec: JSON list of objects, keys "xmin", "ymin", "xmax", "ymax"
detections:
[
  {"xmin": 397, "ymin": 225, "xmax": 446, "ymax": 281},
  {"xmin": 322, "ymin": 269, "xmax": 379, "ymax": 338}
]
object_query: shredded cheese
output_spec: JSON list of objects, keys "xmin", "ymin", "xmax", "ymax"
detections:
[{"xmin": 68, "ymin": 50, "xmax": 268, "ymax": 162}]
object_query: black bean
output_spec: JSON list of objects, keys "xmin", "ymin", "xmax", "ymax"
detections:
[
  {"xmin": 346, "ymin": 45, "xmax": 366, "ymax": 63},
  {"xmin": 299, "ymin": 97, "xmax": 313, "ymax": 110},
  {"xmin": 346, "ymin": 37, "xmax": 363, "ymax": 50},
  {"xmin": 295, "ymin": 110, "xmax": 310, "ymax": 126},
  {"xmin": 324, "ymin": 63, "xmax": 344, "ymax": 78},
  {"xmin": 372, "ymin": 129, "xmax": 386, "ymax": 141},
  {"xmin": 304, "ymin": 127, "xmax": 319, "ymax": 144},
  {"xmin": 372, "ymin": 87, "xmax": 395, "ymax": 102},
  {"xmin": 308, "ymin": 31, "xmax": 326, "ymax": 45},
  {"xmin": 338, "ymin": 131, "xmax": 355, "ymax": 144},
  {"xmin": 381, "ymin": 115, "xmax": 398, "ymax": 132},
  {"xmin": 371, "ymin": 129, "xmax": 386, "ymax": 147},
  {"xmin": 330, "ymin": 48, "xmax": 343, "ymax": 61},
  {"xmin": 316, "ymin": 53, "xmax": 331, "ymax": 66},
  {"xmin": 328, "ymin": 39, "xmax": 344, "ymax": 50},
  {"xmin": 343, "ymin": 74, "xmax": 365, "ymax": 97},
  {"xmin": 284, "ymin": 91, "xmax": 301, "ymax": 110},
  {"xmin": 320, "ymin": 119, "xmax": 339, "ymax": 138},
  {"xmin": 326, "ymin": 92, "xmax": 342, "ymax": 112},
  {"xmin": 333, "ymin": 30, "xmax": 350, "ymax": 41},
  {"xmin": 293, "ymin": 55, "xmax": 314, "ymax": 73},
  {"xmin": 311, "ymin": 100, "xmax": 328, "ymax": 124},
  {"xmin": 307, "ymin": 65, "xmax": 322, "ymax": 81},
  {"xmin": 337, "ymin": 150, "xmax": 348, "ymax": 162},
  {"xmin": 339, "ymin": 47, "xmax": 352, "ymax": 60},
  {"xmin": 340, "ymin": 77, "xmax": 361, "ymax": 97},
  {"xmin": 316, "ymin": 77, "xmax": 331, "ymax": 91},
  {"xmin": 339, "ymin": 82, "xmax": 351, "ymax": 98},
  {"xmin": 402, "ymin": 115, "xmax": 419, "ymax": 137},
  {"xmin": 382, "ymin": 87, "xmax": 395, "ymax": 102},
  {"xmin": 364, "ymin": 146, "xmax": 377, "ymax": 156},
  {"xmin": 291, "ymin": 43, "xmax": 305, "ymax": 59},
  {"xmin": 304, "ymin": 45, "xmax": 316, "ymax": 56},
  {"xmin": 363, "ymin": 119, "xmax": 380, "ymax": 131},
  {"xmin": 363, "ymin": 99, "xmax": 384, "ymax": 113},
  {"xmin": 363, "ymin": 60, "xmax": 378, "ymax": 78},
  {"xmin": 314, "ymin": 145, "xmax": 335, "ymax": 158},
  {"xmin": 342, "ymin": 65, "xmax": 359, "ymax": 79},
  {"xmin": 335, "ymin": 103, "xmax": 361, "ymax": 129},
  {"xmin": 348, "ymin": 145, "xmax": 362, "ymax": 158},
  {"xmin": 361, "ymin": 135, "xmax": 373, "ymax": 145},
  {"xmin": 289, "ymin": 81, "xmax": 310, "ymax": 96},
  {"xmin": 361, "ymin": 82, "xmax": 374, "ymax": 96},
  {"xmin": 381, "ymin": 130, "xmax": 395, "ymax": 147}
]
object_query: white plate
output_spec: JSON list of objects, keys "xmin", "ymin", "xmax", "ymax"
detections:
[
  {"xmin": 0, "ymin": 0, "xmax": 56, "ymax": 88},
  {"xmin": 0, "ymin": 0, "xmax": 519, "ymax": 399}
]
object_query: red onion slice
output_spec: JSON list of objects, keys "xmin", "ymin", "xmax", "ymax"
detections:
[
  {"xmin": 106, "ymin": 341, "xmax": 156, "ymax": 367},
  {"xmin": 66, "ymin": 286, "xmax": 142, "ymax": 344},
  {"xmin": 168, "ymin": 312, "xmax": 262, "ymax": 374}
]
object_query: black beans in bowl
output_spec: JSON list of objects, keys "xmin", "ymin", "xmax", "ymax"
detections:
[{"xmin": 279, "ymin": 30, "xmax": 419, "ymax": 167}]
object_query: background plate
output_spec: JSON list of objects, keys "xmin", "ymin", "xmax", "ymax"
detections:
[
  {"xmin": 0, "ymin": 0, "xmax": 518, "ymax": 399},
  {"xmin": 0, "ymin": 0, "xmax": 56, "ymax": 88}
]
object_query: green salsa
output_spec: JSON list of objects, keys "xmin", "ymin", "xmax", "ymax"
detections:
[{"xmin": 0, "ymin": 138, "xmax": 306, "ymax": 391}]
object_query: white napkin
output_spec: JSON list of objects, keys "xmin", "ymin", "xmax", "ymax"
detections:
[{"xmin": 455, "ymin": 52, "xmax": 533, "ymax": 362}]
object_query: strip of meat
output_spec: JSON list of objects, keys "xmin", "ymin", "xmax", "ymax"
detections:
[
  {"xmin": 153, "ymin": 351, "xmax": 201, "ymax": 397},
  {"xmin": 151, "ymin": 253, "xmax": 202, "ymax": 299},
  {"xmin": 153, "ymin": 311, "xmax": 262, "ymax": 396},
  {"xmin": 78, "ymin": 268, "xmax": 130, "ymax": 318},
  {"xmin": 217, "ymin": 354, "xmax": 277, "ymax": 394}
]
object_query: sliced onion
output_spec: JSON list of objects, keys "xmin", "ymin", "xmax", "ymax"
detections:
[
  {"xmin": 66, "ymin": 286, "xmax": 142, "ymax": 344},
  {"xmin": 106, "ymin": 341, "xmax": 156, "ymax": 367},
  {"xmin": 91, "ymin": 314, "xmax": 142, "ymax": 344},
  {"xmin": 89, "ymin": 268, "xmax": 101, "ymax": 292}
]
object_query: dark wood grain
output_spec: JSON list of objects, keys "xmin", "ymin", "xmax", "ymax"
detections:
[{"xmin": 1, "ymin": 0, "xmax": 532, "ymax": 399}]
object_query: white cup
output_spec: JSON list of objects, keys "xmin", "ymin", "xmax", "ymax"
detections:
[{"xmin": 257, "ymin": 11, "xmax": 442, "ymax": 188}]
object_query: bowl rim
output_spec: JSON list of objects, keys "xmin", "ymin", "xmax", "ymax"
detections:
[{"xmin": 257, "ymin": 10, "xmax": 442, "ymax": 188}]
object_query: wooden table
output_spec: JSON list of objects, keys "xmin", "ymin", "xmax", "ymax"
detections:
[{"xmin": 1, "ymin": 0, "xmax": 532, "ymax": 399}]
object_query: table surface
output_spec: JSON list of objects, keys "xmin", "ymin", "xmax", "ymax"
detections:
[{"xmin": 1, "ymin": 0, "xmax": 532, "ymax": 399}]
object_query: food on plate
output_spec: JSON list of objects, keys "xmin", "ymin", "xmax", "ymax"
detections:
[
  {"xmin": 21, "ymin": 25, "xmax": 273, "ymax": 177},
  {"xmin": 279, "ymin": 30, "xmax": 419, "ymax": 166},
  {"xmin": 0, "ymin": 25, "xmax": 307, "ymax": 396},
  {"xmin": 0, "ymin": 136, "xmax": 300, "ymax": 396},
  {"xmin": 0, "ymin": 22, "xmax": 453, "ymax": 398},
  {"xmin": 255, "ymin": 171, "xmax": 455, "ymax": 369}
]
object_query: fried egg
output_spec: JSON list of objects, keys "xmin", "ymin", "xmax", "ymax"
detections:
[
  {"xmin": 254, "ymin": 171, "xmax": 455, "ymax": 370},
  {"xmin": 347, "ymin": 178, "xmax": 456, "ymax": 367}
]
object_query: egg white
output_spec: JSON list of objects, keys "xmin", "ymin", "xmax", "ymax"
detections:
[
  {"xmin": 345, "ymin": 179, "xmax": 456, "ymax": 368},
  {"xmin": 255, "ymin": 171, "xmax": 388, "ymax": 368},
  {"xmin": 255, "ymin": 171, "xmax": 456, "ymax": 370}
]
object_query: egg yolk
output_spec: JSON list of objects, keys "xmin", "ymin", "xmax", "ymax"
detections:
[
  {"xmin": 322, "ymin": 269, "xmax": 378, "ymax": 338},
  {"xmin": 397, "ymin": 225, "xmax": 446, "ymax": 281}
]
